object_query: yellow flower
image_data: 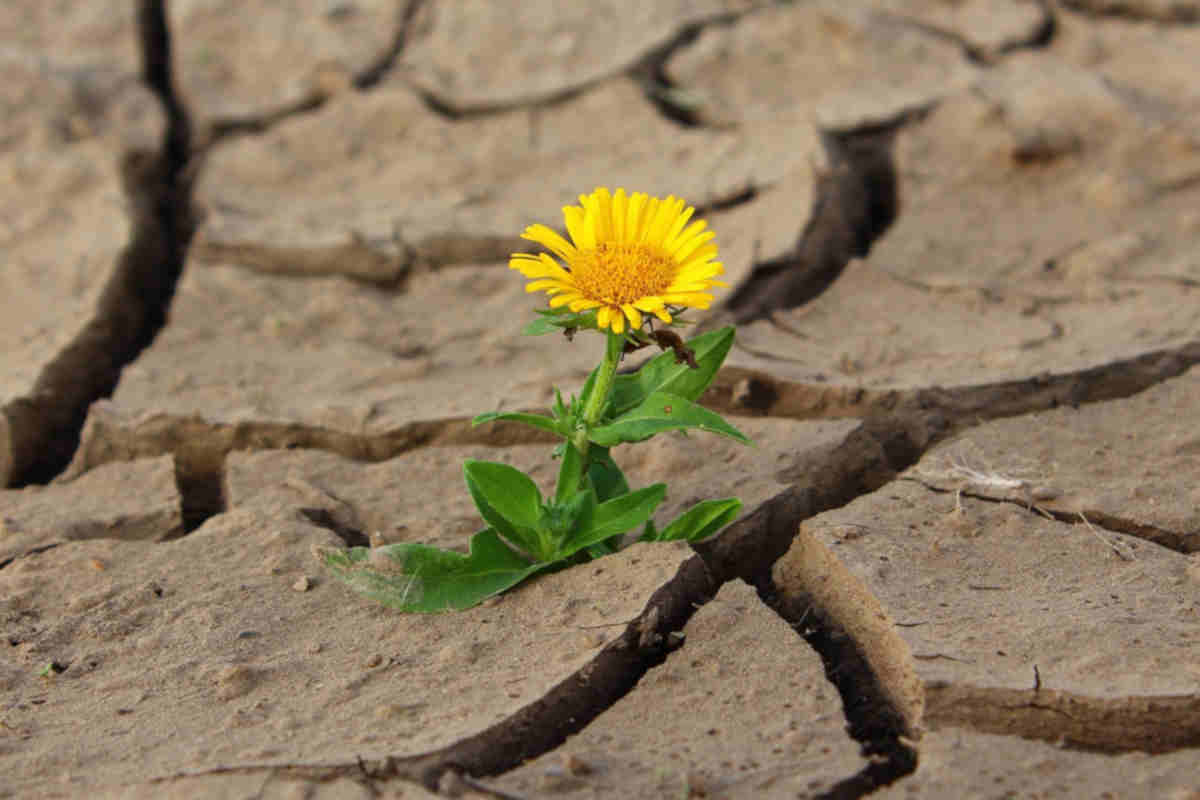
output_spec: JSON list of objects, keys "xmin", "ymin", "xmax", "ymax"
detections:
[{"xmin": 510, "ymin": 187, "xmax": 728, "ymax": 334}]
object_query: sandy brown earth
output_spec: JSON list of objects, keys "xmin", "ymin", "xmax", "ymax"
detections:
[{"xmin": 3, "ymin": 1, "xmax": 1200, "ymax": 797}]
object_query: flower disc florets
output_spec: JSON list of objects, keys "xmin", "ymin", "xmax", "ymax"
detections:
[{"xmin": 510, "ymin": 187, "xmax": 728, "ymax": 333}]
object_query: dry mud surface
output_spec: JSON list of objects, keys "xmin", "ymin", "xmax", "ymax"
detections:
[{"xmin": 3, "ymin": 1, "xmax": 1200, "ymax": 798}]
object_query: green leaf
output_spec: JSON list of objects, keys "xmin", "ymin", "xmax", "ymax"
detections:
[
  {"xmin": 552, "ymin": 387, "xmax": 568, "ymax": 421},
  {"xmin": 558, "ymin": 483, "xmax": 666, "ymax": 555},
  {"xmin": 586, "ymin": 446, "xmax": 630, "ymax": 503},
  {"xmin": 523, "ymin": 308, "xmax": 599, "ymax": 336},
  {"xmin": 643, "ymin": 498, "xmax": 742, "ymax": 543},
  {"xmin": 320, "ymin": 528, "xmax": 543, "ymax": 612},
  {"xmin": 588, "ymin": 391, "xmax": 751, "ymax": 447},
  {"xmin": 576, "ymin": 363, "xmax": 603, "ymax": 419},
  {"xmin": 609, "ymin": 327, "xmax": 734, "ymax": 418},
  {"xmin": 463, "ymin": 460, "xmax": 545, "ymax": 558},
  {"xmin": 471, "ymin": 411, "xmax": 562, "ymax": 437},
  {"xmin": 555, "ymin": 441, "xmax": 585, "ymax": 503},
  {"xmin": 523, "ymin": 316, "xmax": 562, "ymax": 336},
  {"xmin": 544, "ymin": 483, "xmax": 596, "ymax": 540}
]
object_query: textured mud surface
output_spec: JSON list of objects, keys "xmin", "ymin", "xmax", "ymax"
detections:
[{"xmin": 3, "ymin": 1, "xmax": 1199, "ymax": 797}]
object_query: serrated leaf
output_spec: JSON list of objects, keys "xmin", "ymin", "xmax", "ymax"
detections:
[
  {"xmin": 588, "ymin": 391, "xmax": 751, "ymax": 447},
  {"xmin": 608, "ymin": 327, "xmax": 734, "ymax": 418},
  {"xmin": 463, "ymin": 460, "xmax": 546, "ymax": 558},
  {"xmin": 320, "ymin": 528, "xmax": 542, "ymax": 612},
  {"xmin": 643, "ymin": 498, "xmax": 742, "ymax": 543},
  {"xmin": 558, "ymin": 483, "xmax": 666, "ymax": 555},
  {"xmin": 471, "ymin": 411, "xmax": 563, "ymax": 437}
]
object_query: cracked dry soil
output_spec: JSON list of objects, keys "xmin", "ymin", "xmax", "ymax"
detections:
[{"xmin": 3, "ymin": 1, "xmax": 1200, "ymax": 798}]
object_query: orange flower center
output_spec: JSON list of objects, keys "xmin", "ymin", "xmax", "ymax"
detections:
[{"xmin": 569, "ymin": 242, "xmax": 677, "ymax": 305}]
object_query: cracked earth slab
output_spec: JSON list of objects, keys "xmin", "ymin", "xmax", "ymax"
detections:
[
  {"xmin": 0, "ymin": 494, "xmax": 696, "ymax": 796},
  {"xmin": 93, "ymin": 774, "xmax": 438, "ymax": 800},
  {"xmin": 194, "ymin": 75, "xmax": 822, "ymax": 282},
  {"xmin": 394, "ymin": 0, "xmax": 759, "ymax": 114},
  {"xmin": 875, "ymin": 729, "xmax": 1200, "ymax": 798},
  {"xmin": 778, "ymin": 371, "xmax": 1200, "ymax": 759},
  {"xmin": 727, "ymin": 51, "xmax": 1200, "ymax": 391},
  {"xmin": 874, "ymin": 0, "xmax": 1054, "ymax": 62},
  {"xmin": 492, "ymin": 581, "xmax": 867, "ymax": 799},
  {"xmin": 0, "ymin": 51, "xmax": 162, "ymax": 466},
  {"xmin": 903, "ymin": 365, "xmax": 1200, "ymax": 554},
  {"xmin": 0, "ymin": 456, "xmax": 181, "ymax": 566},
  {"xmin": 1062, "ymin": 0, "xmax": 1200, "ymax": 21},
  {"xmin": 5, "ymin": 415, "xmax": 854, "ymax": 796},
  {"xmin": 662, "ymin": 0, "xmax": 978, "ymax": 129}
]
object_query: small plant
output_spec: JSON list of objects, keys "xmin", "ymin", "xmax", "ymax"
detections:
[{"xmin": 321, "ymin": 188, "xmax": 749, "ymax": 611}]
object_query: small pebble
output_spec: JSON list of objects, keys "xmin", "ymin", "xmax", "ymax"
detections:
[
  {"xmin": 292, "ymin": 575, "xmax": 311, "ymax": 592},
  {"xmin": 365, "ymin": 654, "xmax": 383, "ymax": 668},
  {"xmin": 562, "ymin": 753, "xmax": 593, "ymax": 776},
  {"xmin": 437, "ymin": 771, "xmax": 467, "ymax": 798}
]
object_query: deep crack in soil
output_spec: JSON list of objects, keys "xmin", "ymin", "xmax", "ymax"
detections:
[{"xmin": 0, "ymin": 0, "xmax": 197, "ymax": 489}]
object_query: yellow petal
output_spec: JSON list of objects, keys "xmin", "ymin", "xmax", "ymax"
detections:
[
  {"xmin": 660, "ymin": 292, "xmax": 713, "ymax": 308},
  {"xmin": 569, "ymin": 298, "xmax": 604, "ymax": 312},
  {"xmin": 610, "ymin": 309, "xmax": 625, "ymax": 333},
  {"xmin": 621, "ymin": 304, "xmax": 643, "ymax": 330},
  {"xmin": 563, "ymin": 204, "xmax": 592, "ymax": 250},
  {"xmin": 589, "ymin": 187, "xmax": 613, "ymax": 243},
  {"xmin": 597, "ymin": 305, "xmax": 614, "ymax": 330},
  {"xmin": 643, "ymin": 195, "xmax": 678, "ymax": 245},
  {"xmin": 663, "ymin": 204, "xmax": 697, "ymax": 248},
  {"xmin": 521, "ymin": 224, "xmax": 577, "ymax": 260},
  {"xmin": 627, "ymin": 192, "xmax": 648, "ymax": 241},
  {"xmin": 676, "ymin": 257, "xmax": 723, "ymax": 281},
  {"xmin": 525, "ymin": 279, "xmax": 568, "ymax": 293},
  {"xmin": 510, "ymin": 253, "xmax": 569, "ymax": 280},
  {"xmin": 612, "ymin": 188, "xmax": 628, "ymax": 242},
  {"xmin": 668, "ymin": 223, "xmax": 713, "ymax": 259},
  {"xmin": 633, "ymin": 296, "xmax": 667, "ymax": 312}
]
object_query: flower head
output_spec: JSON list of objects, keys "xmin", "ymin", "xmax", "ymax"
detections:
[{"xmin": 510, "ymin": 187, "xmax": 728, "ymax": 334}]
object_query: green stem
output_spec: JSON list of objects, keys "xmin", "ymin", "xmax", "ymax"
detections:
[
  {"xmin": 583, "ymin": 331, "xmax": 624, "ymax": 428},
  {"xmin": 555, "ymin": 331, "xmax": 623, "ymax": 502}
]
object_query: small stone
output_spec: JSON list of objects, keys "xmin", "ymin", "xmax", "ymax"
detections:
[
  {"xmin": 562, "ymin": 753, "xmax": 593, "ymax": 776},
  {"xmin": 214, "ymin": 664, "xmax": 260, "ymax": 701},
  {"xmin": 437, "ymin": 770, "xmax": 468, "ymax": 798},
  {"xmin": 292, "ymin": 575, "xmax": 311, "ymax": 592},
  {"xmin": 365, "ymin": 654, "xmax": 383, "ymax": 668}
]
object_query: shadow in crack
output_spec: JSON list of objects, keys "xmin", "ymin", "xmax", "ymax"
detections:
[
  {"xmin": 0, "ymin": 0, "xmax": 197, "ymax": 489},
  {"xmin": 724, "ymin": 124, "xmax": 900, "ymax": 324}
]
